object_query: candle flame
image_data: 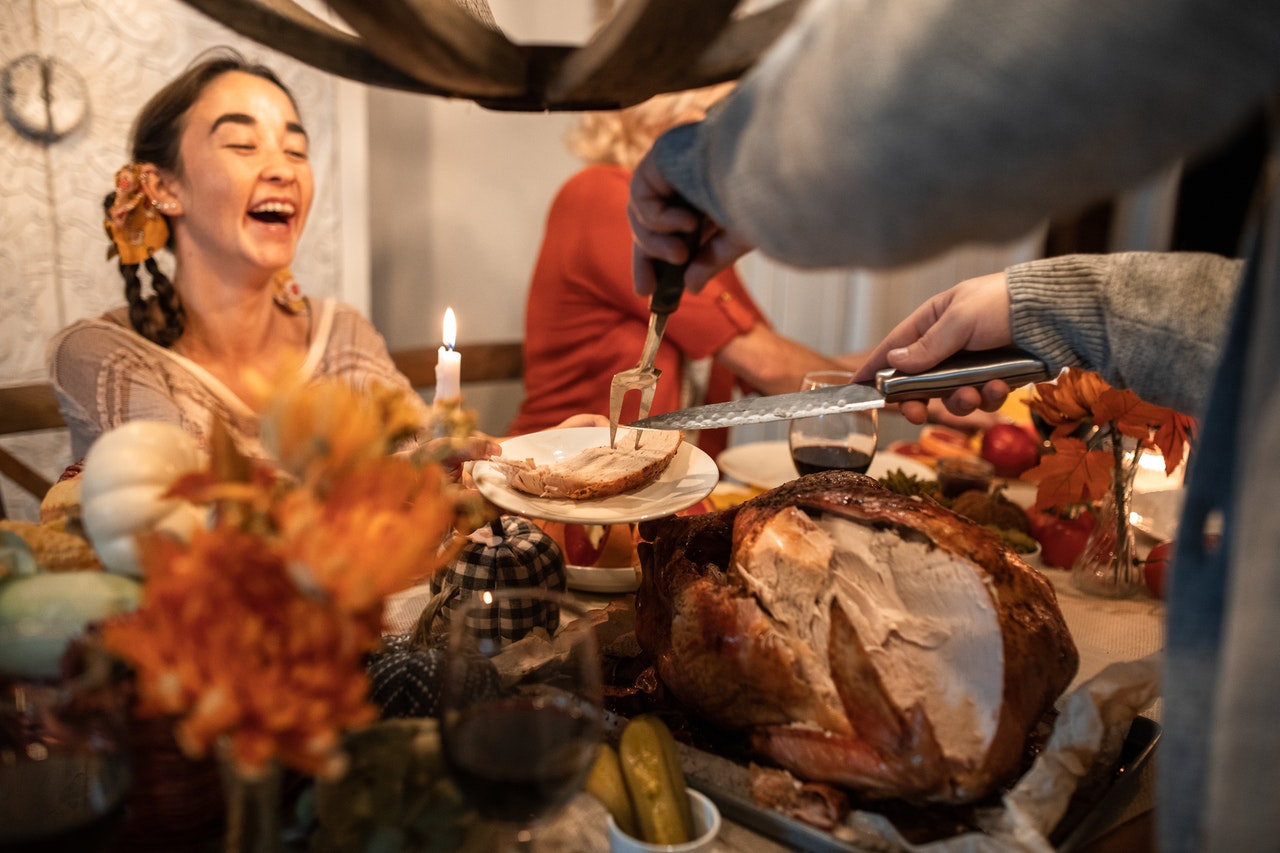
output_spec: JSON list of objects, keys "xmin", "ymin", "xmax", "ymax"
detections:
[{"xmin": 442, "ymin": 307, "xmax": 457, "ymax": 350}]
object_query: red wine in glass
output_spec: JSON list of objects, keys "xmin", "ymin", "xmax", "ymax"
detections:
[
  {"xmin": 790, "ymin": 444, "xmax": 874, "ymax": 476},
  {"xmin": 441, "ymin": 588, "xmax": 603, "ymax": 848},
  {"xmin": 444, "ymin": 695, "xmax": 601, "ymax": 826},
  {"xmin": 788, "ymin": 371, "xmax": 878, "ymax": 479}
]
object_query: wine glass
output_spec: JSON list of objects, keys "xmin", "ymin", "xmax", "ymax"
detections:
[
  {"xmin": 789, "ymin": 370, "xmax": 879, "ymax": 476},
  {"xmin": 440, "ymin": 587, "xmax": 603, "ymax": 849}
]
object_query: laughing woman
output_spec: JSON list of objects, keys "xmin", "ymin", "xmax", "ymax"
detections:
[{"xmin": 47, "ymin": 49, "xmax": 432, "ymax": 462}]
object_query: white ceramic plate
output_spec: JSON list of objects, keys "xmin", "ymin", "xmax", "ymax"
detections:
[
  {"xmin": 473, "ymin": 427, "xmax": 719, "ymax": 524},
  {"xmin": 716, "ymin": 441, "xmax": 935, "ymax": 491},
  {"xmin": 564, "ymin": 564, "xmax": 641, "ymax": 594}
]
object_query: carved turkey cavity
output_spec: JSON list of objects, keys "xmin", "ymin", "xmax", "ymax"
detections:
[
  {"xmin": 635, "ymin": 471, "xmax": 1078, "ymax": 805},
  {"xmin": 740, "ymin": 507, "xmax": 1003, "ymax": 773}
]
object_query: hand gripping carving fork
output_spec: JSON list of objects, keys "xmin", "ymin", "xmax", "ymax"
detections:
[{"xmin": 608, "ymin": 221, "xmax": 701, "ymax": 449}]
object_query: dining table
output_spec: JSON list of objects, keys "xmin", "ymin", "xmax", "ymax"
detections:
[
  {"xmin": 377, "ymin": 414, "xmax": 1170, "ymax": 853},
  {"xmin": 384, "ymin": 557, "xmax": 1164, "ymax": 853}
]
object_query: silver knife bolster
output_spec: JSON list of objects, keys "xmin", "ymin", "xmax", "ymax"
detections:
[
  {"xmin": 874, "ymin": 348, "xmax": 1051, "ymax": 403},
  {"xmin": 637, "ymin": 312, "xmax": 668, "ymax": 371}
]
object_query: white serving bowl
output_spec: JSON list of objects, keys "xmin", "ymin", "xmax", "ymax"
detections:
[{"xmin": 607, "ymin": 788, "xmax": 721, "ymax": 853}]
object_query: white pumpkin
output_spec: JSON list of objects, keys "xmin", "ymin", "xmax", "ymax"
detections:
[{"xmin": 81, "ymin": 421, "xmax": 208, "ymax": 578}]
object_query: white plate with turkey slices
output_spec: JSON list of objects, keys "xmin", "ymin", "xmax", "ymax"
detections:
[
  {"xmin": 717, "ymin": 442, "xmax": 935, "ymax": 491},
  {"xmin": 473, "ymin": 427, "xmax": 719, "ymax": 525}
]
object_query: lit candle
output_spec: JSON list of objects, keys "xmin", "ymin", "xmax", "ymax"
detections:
[{"xmin": 435, "ymin": 307, "xmax": 461, "ymax": 403}]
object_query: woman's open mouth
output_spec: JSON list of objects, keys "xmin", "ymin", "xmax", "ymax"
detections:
[{"xmin": 248, "ymin": 200, "xmax": 296, "ymax": 226}]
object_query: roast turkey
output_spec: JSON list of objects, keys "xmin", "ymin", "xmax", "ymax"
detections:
[{"xmin": 635, "ymin": 471, "xmax": 1078, "ymax": 805}]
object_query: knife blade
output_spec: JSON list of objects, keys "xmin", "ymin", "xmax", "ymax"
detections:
[{"xmin": 630, "ymin": 347, "xmax": 1052, "ymax": 431}]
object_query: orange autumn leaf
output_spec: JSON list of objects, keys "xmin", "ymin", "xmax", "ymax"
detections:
[
  {"xmin": 272, "ymin": 456, "xmax": 458, "ymax": 608},
  {"xmin": 1021, "ymin": 437, "xmax": 1115, "ymax": 510},
  {"xmin": 1025, "ymin": 368, "xmax": 1198, "ymax": 511},
  {"xmin": 98, "ymin": 376, "xmax": 460, "ymax": 779},
  {"xmin": 1090, "ymin": 386, "xmax": 1145, "ymax": 432},
  {"xmin": 1152, "ymin": 412, "xmax": 1198, "ymax": 475},
  {"xmin": 1028, "ymin": 370, "xmax": 1112, "ymax": 436},
  {"xmin": 1093, "ymin": 388, "xmax": 1166, "ymax": 443},
  {"xmin": 99, "ymin": 522, "xmax": 389, "ymax": 776},
  {"xmin": 261, "ymin": 377, "xmax": 418, "ymax": 490}
]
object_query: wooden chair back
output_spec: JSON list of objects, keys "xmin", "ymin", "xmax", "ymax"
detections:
[
  {"xmin": 390, "ymin": 341, "xmax": 523, "ymax": 389},
  {"xmin": 0, "ymin": 383, "xmax": 64, "ymax": 517}
]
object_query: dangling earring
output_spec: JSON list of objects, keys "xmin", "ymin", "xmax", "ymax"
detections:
[{"xmin": 272, "ymin": 268, "xmax": 307, "ymax": 315}]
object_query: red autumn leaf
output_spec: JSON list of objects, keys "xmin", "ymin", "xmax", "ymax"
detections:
[
  {"xmin": 1029, "ymin": 366, "xmax": 1198, "ymax": 499},
  {"xmin": 1049, "ymin": 421, "xmax": 1085, "ymax": 442},
  {"xmin": 1029, "ymin": 370, "xmax": 1110, "ymax": 428},
  {"xmin": 1097, "ymin": 395, "xmax": 1169, "ymax": 445},
  {"xmin": 1022, "ymin": 437, "xmax": 1115, "ymax": 511},
  {"xmin": 1151, "ymin": 412, "xmax": 1197, "ymax": 475},
  {"xmin": 1089, "ymin": 382, "xmax": 1195, "ymax": 470},
  {"xmin": 1090, "ymin": 387, "xmax": 1143, "ymax": 432}
]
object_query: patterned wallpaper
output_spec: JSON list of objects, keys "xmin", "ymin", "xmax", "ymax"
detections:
[{"xmin": 0, "ymin": 0, "xmax": 359, "ymax": 520}]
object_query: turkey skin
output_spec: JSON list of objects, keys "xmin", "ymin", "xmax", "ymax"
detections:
[{"xmin": 635, "ymin": 471, "xmax": 1078, "ymax": 804}]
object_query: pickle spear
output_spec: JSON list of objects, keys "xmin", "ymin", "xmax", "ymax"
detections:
[
  {"xmin": 586, "ymin": 743, "xmax": 638, "ymax": 838},
  {"xmin": 618, "ymin": 715, "xmax": 695, "ymax": 844}
]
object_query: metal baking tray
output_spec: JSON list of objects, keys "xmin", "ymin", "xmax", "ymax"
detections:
[{"xmin": 682, "ymin": 716, "xmax": 1160, "ymax": 853}]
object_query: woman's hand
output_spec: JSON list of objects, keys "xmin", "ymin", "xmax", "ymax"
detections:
[
  {"xmin": 853, "ymin": 272, "xmax": 1018, "ymax": 424},
  {"xmin": 417, "ymin": 433, "xmax": 501, "ymax": 485}
]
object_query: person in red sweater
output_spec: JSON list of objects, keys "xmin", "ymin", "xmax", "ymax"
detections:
[{"xmin": 510, "ymin": 85, "xmax": 855, "ymax": 460}]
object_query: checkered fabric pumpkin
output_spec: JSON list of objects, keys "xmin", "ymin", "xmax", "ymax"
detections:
[
  {"xmin": 429, "ymin": 515, "xmax": 567, "ymax": 645},
  {"xmin": 366, "ymin": 634, "xmax": 447, "ymax": 718},
  {"xmin": 366, "ymin": 633, "xmax": 503, "ymax": 719}
]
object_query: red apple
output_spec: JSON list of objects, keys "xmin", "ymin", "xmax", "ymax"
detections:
[
  {"xmin": 980, "ymin": 423, "xmax": 1041, "ymax": 478},
  {"xmin": 537, "ymin": 521, "xmax": 638, "ymax": 567},
  {"xmin": 1143, "ymin": 540, "xmax": 1174, "ymax": 599},
  {"xmin": 1028, "ymin": 508, "xmax": 1096, "ymax": 569}
]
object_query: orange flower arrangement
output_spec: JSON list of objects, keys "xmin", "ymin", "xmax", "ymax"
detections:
[
  {"xmin": 99, "ymin": 378, "xmax": 463, "ymax": 777},
  {"xmin": 1021, "ymin": 368, "xmax": 1197, "ymax": 512}
]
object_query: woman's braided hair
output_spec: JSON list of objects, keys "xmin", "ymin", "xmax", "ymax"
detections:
[
  {"xmin": 101, "ymin": 179, "xmax": 185, "ymax": 345},
  {"xmin": 108, "ymin": 48, "xmax": 299, "ymax": 347}
]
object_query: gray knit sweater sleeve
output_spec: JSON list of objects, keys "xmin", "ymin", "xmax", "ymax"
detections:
[{"xmin": 1008, "ymin": 252, "xmax": 1242, "ymax": 417}]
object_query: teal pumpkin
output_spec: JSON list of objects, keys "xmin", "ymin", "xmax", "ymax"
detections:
[{"xmin": 0, "ymin": 571, "xmax": 142, "ymax": 680}]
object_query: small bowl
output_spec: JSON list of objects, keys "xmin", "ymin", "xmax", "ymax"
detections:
[
  {"xmin": 607, "ymin": 788, "xmax": 721, "ymax": 853},
  {"xmin": 936, "ymin": 455, "xmax": 995, "ymax": 499}
]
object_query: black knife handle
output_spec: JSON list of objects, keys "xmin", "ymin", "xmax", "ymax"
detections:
[
  {"xmin": 649, "ymin": 259, "xmax": 686, "ymax": 316},
  {"xmin": 648, "ymin": 210, "xmax": 704, "ymax": 316}
]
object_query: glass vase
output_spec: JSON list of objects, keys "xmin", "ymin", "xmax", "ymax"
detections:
[
  {"xmin": 1070, "ymin": 439, "xmax": 1144, "ymax": 598},
  {"xmin": 218, "ymin": 745, "xmax": 283, "ymax": 853}
]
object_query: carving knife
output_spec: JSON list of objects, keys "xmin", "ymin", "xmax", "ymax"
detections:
[{"xmin": 629, "ymin": 347, "xmax": 1052, "ymax": 431}]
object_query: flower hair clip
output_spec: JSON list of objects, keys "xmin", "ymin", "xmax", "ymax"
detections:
[{"xmin": 104, "ymin": 164, "xmax": 170, "ymax": 266}]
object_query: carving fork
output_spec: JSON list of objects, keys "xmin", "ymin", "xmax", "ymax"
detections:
[{"xmin": 608, "ymin": 218, "xmax": 701, "ymax": 448}]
